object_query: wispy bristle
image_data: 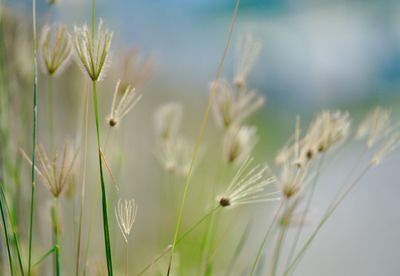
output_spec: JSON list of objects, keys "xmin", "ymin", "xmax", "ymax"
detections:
[{"xmin": 115, "ymin": 199, "xmax": 137, "ymax": 243}]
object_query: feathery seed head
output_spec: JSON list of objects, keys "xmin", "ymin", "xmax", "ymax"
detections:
[
  {"xmin": 106, "ymin": 80, "xmax": 141, "ymax": 127},
  {"xmin": 223, "ymin": 125, "xmax": 258, "ymax": 166},
  {"xmin": 155, "ymin": 136, "xmax": 196, "ymax": 177},
  {"xmin": 217, "ymin": 157, "xmax": 279, "ymax": 207},
  {"xmin": 301, "ymin": 110, "xmax": 350, "ymax": 161},
  {"xmin": 279, "ymin": 160, "xmax": 307, "ymax": 199},
  {"xmin": 73, "ymin": 19, "xmax": 113, "ymax": 81},
  {"xmin": 212, "ymin": 80, "xmax": 264, "ymax": 130},
  {"xmin": 154, "ymin": 102, "xmax": 183, "ymax": 141},
  {"xmin": 234, "ymin": 33, "xmax": 262, "ymax": 90},
  {"xmin": 28, "ymin": 143, "xmax": 79, "ymax": 198},
  {"xmin": 40, "ymin": 24, "xmax": 72, "ymax": 76},
  {"xmin": 371, "ymin": 131, "xmax": 400, "ymax": 166},
  {"xmin": 115, "ymin": 199, "xmax": 137, "ymax": 243},
  {"xmin": 356, "ymin": 106, "xmax": 392, "ymax": 148}
]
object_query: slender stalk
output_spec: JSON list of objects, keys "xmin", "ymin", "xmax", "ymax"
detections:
[
  {"xmin": 249, "ymin": 201, "xmax": 283, "ymax": 276},
  {"xmin": 51, "ymin": 199, "xmax": 60, "ymax": 276},
  {"xmin": 125, "ymin": 241, "xmax": 128, "ymax": 276},
  {"xmin": 268, "ymin": 224, "xmax": 288, "ymax": 276},
  {"xmin": 47, "ymin": 77, "xmax": 55, "ymax": 154},
  {"xmin": 76, "ymin": 83, "xmax": 90, "ymax": 276},
  {"xmin": 28, "ymin": 0, "xmax": 38, "ymax": 273},
  {"xmin": 92, "ymin": 80, "xmax": 113, "ymax": 275},
  {"xmin": 167, "ymin": 1, "xmax": 240, "ymax": 273},
  {"xmin": 284, "ymin": 164, "xmax": 372, "ymax": 275},
  {"xmin": 285, "ymin": 155, "xmax": 325, "ymax": 267},
  {"xmin": 0, "ymin": 184, "xmax": 15, "ymax": 275}
]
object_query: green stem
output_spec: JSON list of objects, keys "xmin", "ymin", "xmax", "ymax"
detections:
[
  {"xmin": 47, "ymin": 77, "xmax": 54, "ymax": 154},
  {"xmin": 0, "ymin": 184, "xmax": 15, "ymax": 275},
  {"xmin": 269, "ymin": 225, "xmax": 288, "ymax": 276},
  {"xmin": 51, "ymin": 199, "xmax": 60, "ymax": 276},
  {"xmin": 92, "ymin": 80, "xmax": 113, "ymax": 275},
  {"xmin": 167, "ymin": 1, "xmax": 240, "ymax": 274},
  {"xmin": 285, "ymin": 155, "xmax": 324, "ymax": 267},
  {"xmin": 284, "ymin": 164, "xmax": 372, "ymax": 275},
  {"xmin": 249, "ymin": 201, "xmax": 283, "ymax": 276},
  {"xmin": 28, "ymin": 0, "xmax": 38, "ymax": 274}
]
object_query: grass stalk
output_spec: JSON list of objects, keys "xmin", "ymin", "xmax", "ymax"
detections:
[
  {"xmin": 28, "ymin": 0, "xmax": 38, "ymax": 273},
  {"xmin": 268, "ymin": 224, "xmax": 288, "ymax": 276},
  {"xmin": 285, "ymin": 155, "xmax": 325, "ymax": 267},
  {"xmin": 0, "ymin": 183, "xmax": 15, "ymax": 275},
  {"xmin": 249, "ymin": 201, "xmax": 283, "ymax": 276},
  {"xmin": 167, "ymin": 0, "xmax": 240, "ymax": 273},
  {"xmin": 92, "ymin": 80, "xmax": 113, "ymax": 275},
  {"xmin": 51, "ymin": 199, "xmax": 60, "ymax": 276},
  {"xmin": 47, "ymin": 77, "xmax": 55, "ymax": 154},
  {"xmin": 284, "ymin": 163, "xmax": 372, "ymax": 275},
  {"xmin": 76, "ymin": 82, "xmax": 90, "ymax": 276}
]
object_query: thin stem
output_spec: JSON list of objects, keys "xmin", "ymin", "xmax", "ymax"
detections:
[
  {"xmin": 47, "ymin": 76, "xmax": 55, "ymax": 154},
  {"xmin": 51, "ymin": 199, "xmax": 60, "ymax": 276},
  {"xmin": 167, "ymin": 0, "xmax": 240, "ymax": 274},
  {"xmin": 284, "ymin": 164, "xmax": 372, "ymax": 275},
  {"xmin": 92, "ymin": 80, "xmax": 113, "ymax": 275},
  {"xmin": 269, "ymin": 225, "xmax": 288, "ymax": 276},
  {"xmin": 0, "ymin": 184, "xmax": 15, "ymax": 275},
  {"xmin": 285, "ymin": 155, "xmax": 325, "ymax": 267},
  {"xmin": 249, "ymin": 201, "xmax": 283, "ymax": 276},
  {"xmin": 125, "ymin": 241, "xmax": 129, "ymax": 276},
  {"xmin": 76, "ymin": 82, "xmax": 90, "ymax": 276},
  {"xmin": 28, "ymin": 0, "xmax": 38, "ymax": 273}
]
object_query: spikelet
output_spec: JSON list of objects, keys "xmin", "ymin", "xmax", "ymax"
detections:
[
  {"xmin": 371, "ymin": 131, "xmax": 400, "ymax": 165},
  {"xmin": 356, "ymin": 106, "xmax": 392, "ymax": 148},
  {"xmin": 223, "ymin": 124, "xmax": 258, "ymax": 166},
  {"xmin": 23, "ymin": 143, "xmax": 79, "ymax": 198},
  {"xmin": 155, "ymin": 136, "xmax": 195, "ymax": 177},
  {"xmin": 73, "ymin": 19, "xmax": 113, "ymax": 81},
  {"xmin": 118, "ymin": 47, "xmax": 154, "ymax": 91},
  {"xmin": 154, "ymin": 102, "xmax": 183, "ymax": 141},
  {"xmin": 212, "ymin": 80, "xmax": 264, "ymax": 130},
  {"xmin": 106, "ymin": 80, "xmax": 141, "ymax": 127},
  {"xmin": 115, "ymin": 199, "xmax": 137, "ymax": 243},
  {"xmin": 300, "ymin": 110, "xmax": 350, "ymax": 162},
  {"xmin": 234, "ymin": 33, "xmax": 262, "ymax": 90},
  {"xmin": 217, "ymin": 157, "xmax": 279, "ymax": 207},
  {"xmin": 40, "ymin": 24, "xmax": 72, "ymax": 76}
]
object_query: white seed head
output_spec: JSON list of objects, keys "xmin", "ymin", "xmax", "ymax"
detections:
[
  {"xmin": 301, "ymin": 110, "xmax": 350, "ymax": 160},
  {"xmin": 212, "ymin": 80, "xmax": 264, "ymax": 130},
  {"xmin": 218, "ymin": 157, "xmax": 279, "ymax": 207},
  {"xmin": 371, "ymin": 131, "xmax": 400, "ymax": 166},
  {"xmin": 25, "ymin": 143, "xmax": 79, "ymax": 198},
  {"xmin": 106, "ymin": 80, "xmax": 141, "ymax": 127},
  {"xmin": 40, "ymin": 24, "xmax": 72, "ymax": 76},
  {"xmin": 223, "ymin": 125, "xmax": 258, "ymax": 166},
  {"xmin": 115, "ymin": 199, "xmax": 137, "ymax": 243},
  {"xmin": 154, "ymin": 102, "xmax": 183, "ymax": 141},
  {"xmin": 155, "ymin": 136, "xmax": 196, "ymax": 177},
  {"xmin": 73, "ymin": 19, "xmax": 113, "ymax": 81},
  {"xmin": 234, "ymin": 33, "xmax": 262, "ymax": 90},
  {"xmin": 356, "ymin": 106, "xmax": 392, "ymax": 148}
]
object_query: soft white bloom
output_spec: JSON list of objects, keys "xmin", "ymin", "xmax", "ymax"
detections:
[
  {"xmin": 300, "ymin": 110, "xmax": 350, "ymax": 162},
  {"xmin": 356, "ymin": 107, "xmax": 392, "ymax": 148},
  {"xmin": 234, "ymin": 33, "xmax": 262, "ymax": 90},
  {"xmin": 40, "ymin": 24, "xmax": 72, "ymax": 76},
  {"xmin": 73, "ymin": 19, "xmax": 113, "ymax": 81},
  {"xmin": 212, "ymin": 80, "xmax": 264, "ymax": 129},
  {"xmin": 155, "ymin": 136, "xmax": 195, "ymax": 177},
  {"xmin": 371, "ymin": 131, "xmax": 400, "ymax": 165},
  {"xmin": 107, "ymin": 80, "xmax": 141, "ymax": 127},
  {"xmin": 115, "ymin": 199, "xmax": 137, "ymax": 243},
  {"xmin": 223, "ymin": 125, "xmax": 258, "ymax": 166},
  {"xmin": 217, "ymin": 157, "xmax": 279, "ymax": 207},
  {"xmin": 154, "ymin": 103, "xmax": 183, "ymax": 141}
]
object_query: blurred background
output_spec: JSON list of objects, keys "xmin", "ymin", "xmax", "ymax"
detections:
[{"xmin": 2, "ymin": 0, "xmax": 400, "ymax": 275}]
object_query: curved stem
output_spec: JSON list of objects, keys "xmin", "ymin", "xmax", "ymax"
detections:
[
  {"xmin": 28, "ymin": 0, "xmax": 38, "ymax": 274},
  {"xmin": 249, "ymin": 201, "xmax": 283, "ymax": 276},
  {"xmin": 92, "ymin": 81, "xmax": 113, "ymax": 275},
  {"xmin": 0, "ymin": 184, "xmax": 15, "ymax": 275},
  {"xmin": 167, "ymin": 0, "xmax": 240, "ymax": 274}
]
